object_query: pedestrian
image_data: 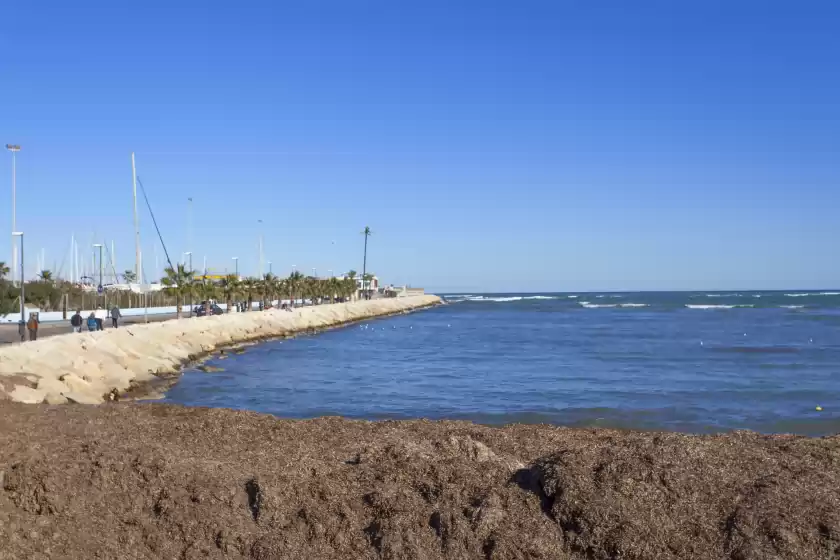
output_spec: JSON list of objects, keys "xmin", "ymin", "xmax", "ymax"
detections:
[
  {"xmin": 111, "ymin": 304, "xmax": 121, "ymax": 328},
  {"xmin": 70, "ymin": 309, "xmax": 83, "ymax": 333},
  {"xmin": 87, "ymin": 312, "xmax": 98, "ymax": 332},
  {"xmin": 26, "ymin": 312, "xmax": 39, "ymax": 341},
  {"xmin": 95, "ymin": 306, "xmax": 105, "ymax": 331}
]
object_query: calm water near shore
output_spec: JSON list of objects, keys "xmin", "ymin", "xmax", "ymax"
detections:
[{"xmin": 164, "ymin": 291, "xmax": 840, "ymax": 435}]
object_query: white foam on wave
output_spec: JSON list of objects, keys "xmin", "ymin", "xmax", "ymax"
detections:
[
  {"xmin": 785, "ymin": 293, "xmax": 810, "ymax": 297},
  {"xmin": 619, "ymin": 303, "xmax": 648, "ymax": 308},
  {"xmin": 567, "ymin": 295, "xmax": 579, "ymax": 299},
  {"xmin": 780, "ymin": 305, "xmax": 805, "ymax": 309},
  {"xmin": 819, "ymin": 292, "xmax": 840, "ymax": 296},
  {"xmin": 464, "ymin": 295, "xmax": 559, "ymax": 303},
  {"xmin": 685, "ymin": 304, "xmax": 754, "ymax": 310},
  {"xmin": 579, "ymin": 303, "xmax": 617, "ymax": 308}
]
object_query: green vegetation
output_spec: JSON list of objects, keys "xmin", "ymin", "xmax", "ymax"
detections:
[
  {"xmin": 0, "ymin": 265, "xmax": 364, "ymax": 319},
  {"xmin": 160, "ymin": 264, "xmax": 194, "ymax": 318}
]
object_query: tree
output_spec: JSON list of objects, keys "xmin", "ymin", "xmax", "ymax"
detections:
[
  {"xmin": 242, "ymin": 277, "xmax": 259, "ymax": 312},
  {"xmin": 363, "ymin": 273, "xmax": 375, "ymax": 299},
  {"xmin": 197, "ymin": 279, "xmax": 217, "ymax": 316},
  {"xmin": 0, "ymin": 262, "xmax": 9, "ymax": 281},
  {"xmin": 0, "ymin": 278, "xmax": 16, "ymax": 315},
  {"xmin": 287, "ymin": 271, "xmax": 304, "ymax": 307},
  {"xmin": 361, "ymin": 226, "xmax": 372, "ymax": 299},
  {"xmin": 219, "ymin": 274, "xmax": 241, "ymax": 313},
  {"xmin": 38, "ymin": 270, "xmax": 53, "ymax": 283},
  {"xmin": 123, "ymin": 270, "xmax": 137, "ymax": 284},
  {"xmin": 262, "ymin": 273, "xmax": 278, "ymax": 309},
  {"xmin": 160, "ymin": 264, "xmax": 194, "ymax": 318}
]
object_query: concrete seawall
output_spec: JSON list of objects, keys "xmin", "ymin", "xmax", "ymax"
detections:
[{"xmin": 0, "ymin": 295, "xmax": 441, "ymax": 405}]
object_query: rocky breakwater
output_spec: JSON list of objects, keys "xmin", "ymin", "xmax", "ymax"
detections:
[{"xmin": 0, "ymin": 296, "xmax": 440, "ymax": 405}]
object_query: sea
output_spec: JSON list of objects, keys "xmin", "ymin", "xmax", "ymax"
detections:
[{"xmin": 163, "ymin": 291, "xmax": 840, "ymax": 436}]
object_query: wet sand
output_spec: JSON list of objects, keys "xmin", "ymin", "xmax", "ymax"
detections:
[{"xmin": 1, "ymin": 403, "xmax": 838, "ymax": 559}]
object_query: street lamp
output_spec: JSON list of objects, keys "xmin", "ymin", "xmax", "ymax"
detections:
[
  {"xmin": 267, "ymin": 261, "xmax": 272, "ymax": 275},
  {"xmin": 12, "ymin": 232, "xmax": 23, "ymax": 335},
  {"xmin": 7, "ymin": 145, "xmax": 20, "ymax": 285},
  {"xmin": 185, "ymin": 251, "xmax": 193, "ymax": 317},
  {"xmin": 232, "ymin": 257, "xmax": 239, "ymax": 278}
]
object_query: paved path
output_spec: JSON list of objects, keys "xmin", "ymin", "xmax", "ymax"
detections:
[{"xmin": 0, "ymin": 312, "xmax": 184, "ymax": 345}]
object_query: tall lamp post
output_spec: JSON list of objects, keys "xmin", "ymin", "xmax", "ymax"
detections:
[
  {"xmin": 267, "ymin": 261, "xmax": 272, "ymax": 275},
  {"xmin": 12, "ymin": 231, "xmax": 23, "ymax": 339},
  {"xmin": 232, "ymin": 257, "xmax": 239, "ymax": 279},
  {"xmin": 185, "ymin": 251, "xmax": 193, "ymax": 317},
  {"xmin": 6, "ymin": 145, "xmax": 20, "ymax": 285}
]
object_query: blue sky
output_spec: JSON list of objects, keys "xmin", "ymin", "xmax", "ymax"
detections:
[{"xmin": 1, "ymin": 0, "xmax": 838, "ymax": 292}]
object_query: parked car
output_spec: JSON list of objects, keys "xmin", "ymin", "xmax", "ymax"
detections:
[{"xmin": 193, "ymin": 302, "xmax": 225, "ymax": 317}]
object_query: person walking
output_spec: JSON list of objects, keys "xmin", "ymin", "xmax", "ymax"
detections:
[
  {"xmin": 111, "ymin": 305, "xmax": 122, "ymax": 328},
  {"xmin": 26, "ymin": 312, "xmax": 39, "ymax": 341},
  {"xmin": 86, "ymin": 312, "xmax": 98, "ymax": 332},
  {"xmin": 95, "ymin": 306, "xmax": 105, "ymax": 331},
  {"xmin": 70, "ymin": 309, "xmax": 83, "ymax": 333}
]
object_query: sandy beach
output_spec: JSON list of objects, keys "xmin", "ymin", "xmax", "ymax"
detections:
[{"xmin": 0, "ymin": 296, "xmax": 441, "ymax": 405}]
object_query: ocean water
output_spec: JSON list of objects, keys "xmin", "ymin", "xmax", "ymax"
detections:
[{"xmin": 163, "ymin": 291, "xmax": 840, "ymax": 436}]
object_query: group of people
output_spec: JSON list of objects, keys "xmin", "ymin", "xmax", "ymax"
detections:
[{"xmin": 69, "ymin": 305, "xmax": 122, "ymax": 333}]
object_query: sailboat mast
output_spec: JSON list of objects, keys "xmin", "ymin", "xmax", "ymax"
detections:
[{"xmin": 131, "ymin": 152, "xmax": 141, "ymax": 283}]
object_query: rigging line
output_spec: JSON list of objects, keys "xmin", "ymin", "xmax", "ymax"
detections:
[
  {"xmin": 102, "ymin": 242, "xmax": 120, "ymax": 283},
  {"xmin": 136, "ymin": 176, "xmax": 176, "ymax": 275}
]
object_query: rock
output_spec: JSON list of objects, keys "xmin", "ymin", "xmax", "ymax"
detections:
[
  {"xmin": 8, "ymin": 385, "xmax": 47, "ymax": 404},
  {"xmin": 63, "ymin": 391, "xmax": 102, "ymax": 405},
  {"xmin": 43, "ymin": 393, "xmax": 68, "ymax": 405}
]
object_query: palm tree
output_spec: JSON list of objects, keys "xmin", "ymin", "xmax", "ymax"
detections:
[
  {"xmin": 197, "ymin": 279, "xmax": 217, "ymax": 316},
  {"xmin": 0, "ymin": 261, "xmax": 9, "ymax": 281},
  {"xmin": 361, "ymin": 226, "xmax": 372, "ymax": 299},
  {"xmin": 262, "ymin": 273, "xmax": 278, "ymax": 309},
  {"xmin": 242, "ymin": 277, "xmax": 259, "ymax": 312},
  {"xmin": 363, "ymin": 273, "xmax": 374, "ymax": 299},
  {"xmin": 220, "ymin": 274, "xmax": 241, "ymax": 313},
  {"xmin": 38, "ymin": 270, "xmax": 53, "ymax": 283},
  {"xmin": 346, "ymin": 270, "xmax": 357, "ymax": 301},
  {"xmin": 123, "ymin": 270, "xmax": 137, "ymax": 284},
  {"xmin": 326, "ymin": 277, "xmax": 338, "ymax": 303},
  {"xmin": 287, "ymin": 271, "xmax": 304, "ymax": 307},
  {"xmin": 160, "ymin": 264, "xmax": 194, "ymax": 318}
]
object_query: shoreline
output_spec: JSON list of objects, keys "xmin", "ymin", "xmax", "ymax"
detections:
[
  {"xmin": 126, "ymin": 299, "xmax": 443, "ymax": 402},
  {"xmin": 1, "ymin": 402, "xmax": 837, "ymax": 559},
  {"xmin": 0, "ymin": 296, "xmax": 441, "ymax": 405}
]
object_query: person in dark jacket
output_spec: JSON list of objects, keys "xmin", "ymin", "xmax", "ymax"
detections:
[
  {"xmin": 87, "ymin": 312, "xmax": 98, "ymax": 332},
  {"xmin": 111, "ymin": 305, "xmax": 122, "ymax": 328},
  {"xmin": 70, "ymin": 309, "xmax": 83, "ymax": 333}
]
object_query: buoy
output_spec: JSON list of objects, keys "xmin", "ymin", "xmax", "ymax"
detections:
[
  {"xmin": 816, "ymin": 406, "xmax": 823, "ymax": 412},
  {"xmin": 700, "ymin": 341, "xmax": 704, "ymax": 346},
  {"xmin": 810, "ymin": 338, "xmax": 813, "ymax": 343}
]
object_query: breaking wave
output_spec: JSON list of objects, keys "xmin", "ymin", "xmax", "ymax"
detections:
[{"xmin": 685, "ymin": 304, "xmax": 754, "ymax": 310}]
